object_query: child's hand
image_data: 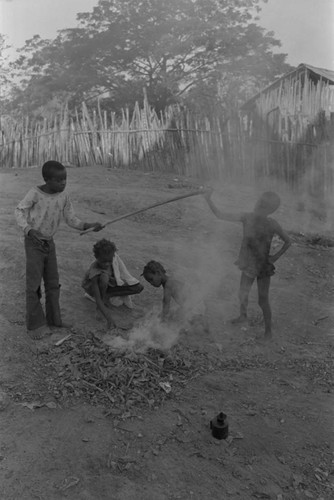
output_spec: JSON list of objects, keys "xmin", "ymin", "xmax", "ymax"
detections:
[
  {"xmin": 84, "ymin": 222, "xmax": 104, "ymax": 232},
  {"xmin": 107, "ymin": 314, "xmax": 116, "ymax": 329},
  {"xmin": 203, "ymin": 186, "xmax": 214, "ymax": 200},
  {"xmin": 92, "ymin": 222, "xmax": 104, "ymax": 232},
  {"xmin": 28, "ymin": 229, "xmax": 47, "ymax": 244}
]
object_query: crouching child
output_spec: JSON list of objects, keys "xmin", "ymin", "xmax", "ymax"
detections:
[
  {"xmin": 141, "ymin": 260, "xmax": 209, "ymax": 335},
  {"xmin": 82, "ymin": 239, "xmax": 143, "ymax": 329},
  {"xmin": 141, "ymin": 260, "xmax": 184, "ymax": 321}
]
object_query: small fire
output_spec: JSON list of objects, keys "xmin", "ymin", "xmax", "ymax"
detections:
[{"xmin": 102, "ymin": 310, "xmax": 180, "ymax": 352}]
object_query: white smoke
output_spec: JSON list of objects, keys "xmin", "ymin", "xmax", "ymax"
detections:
[{"xmin": 101, "ymin": 308, "xmax": 180, "ymax": 352}]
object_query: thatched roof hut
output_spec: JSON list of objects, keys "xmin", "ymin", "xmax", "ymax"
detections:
[{"xmin": 241, "ymin": 63, "xmax": 334, "ymax": 142}]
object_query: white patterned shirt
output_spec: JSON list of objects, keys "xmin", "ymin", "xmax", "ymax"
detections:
[{"xmin": 15, "ymin": 186, "xmax": 85, "ymax": 239}]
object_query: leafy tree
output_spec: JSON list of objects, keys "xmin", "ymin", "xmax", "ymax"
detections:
[
  {"xmin": 7, "ymin": 0, "xmax": 291, "ymax": 116},
  {"xmin": 0, "ymin": 35, "xmax": 12, "ymax": 104}
]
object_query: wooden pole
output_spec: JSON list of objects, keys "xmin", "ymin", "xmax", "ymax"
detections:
[{"xmin": 80, "ymin": 187, "xmax": 205, "ymax": 235}]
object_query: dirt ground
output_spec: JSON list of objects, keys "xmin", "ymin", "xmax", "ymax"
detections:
[{"xmin": 0, "ymin": 166, "xmax": 333, "ymax": 500}]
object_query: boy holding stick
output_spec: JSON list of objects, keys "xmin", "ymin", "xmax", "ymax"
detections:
[
  {"xmin": 15, "ymin": 160, "xmax": 103, "ymax": 339},
  {"xmin": 204, "ymin": 189, "xmax": 291, "ymax": 338}
]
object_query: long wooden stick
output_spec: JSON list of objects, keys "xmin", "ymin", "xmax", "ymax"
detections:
[{"xmin": 80, "ymin": 188, "xmax": 204, "ymax": 235}]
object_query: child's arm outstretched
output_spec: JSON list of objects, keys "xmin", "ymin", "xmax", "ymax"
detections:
[
  {"xmin": 161, "ymin": 284, "xmax": 173, "ymax": 320},
  {"xmin": 203, "ymin": 188, "xmax": 241, "ymax": 223},
  {"xmin": 90, "ymin": 276, "xmax": 116, "ymax": 329},
  {"xmin": 63, "ymin": 195, "xmax": 103, "ymax": 232},
  {"xmin": 270, "ymin": 224, "xmax": 291, "ymax": 263}
]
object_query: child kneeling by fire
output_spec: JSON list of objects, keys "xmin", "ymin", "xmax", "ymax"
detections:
[
  {"xmin": 82, "ymin": 239, "xmax": 143, "ymax": 329},
  {"xmin": 142, "ymin": 260, "xmax": 209, "ymax": 334}
]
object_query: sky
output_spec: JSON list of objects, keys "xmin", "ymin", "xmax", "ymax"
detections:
[
  {"xmin": 259, "ymin": 0, "xmax": 334, "ymax": 69},
  {"xmin": 0, "ymin": 0, "xmax": 334, "ymax": 69}
]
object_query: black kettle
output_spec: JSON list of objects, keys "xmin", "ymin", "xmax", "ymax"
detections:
[{"xmin": 210, "ymin": 412, "xmax": 229, "ymax": 440}]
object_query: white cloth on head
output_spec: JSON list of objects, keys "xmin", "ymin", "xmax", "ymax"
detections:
[
  {"xmin": 112, "ymin": 253, "xmax": 139, "ymax": 287},
  {"xmin": 111, "ymin": 254, "xmax": 138, "ymax": 308}
]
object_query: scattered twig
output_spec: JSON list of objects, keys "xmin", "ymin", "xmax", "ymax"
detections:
[
  {"xmin": 114, "ymin": 426, "xmax": 135, "ymax": 433},
  {"xmin": 37, "ymin": 335, "xmax": 214, "ymax": 411},
  {"xmin": 55, "ymin": 334, "xmax": 72, "ymax": 346},
  {"xmin": 313, "ymin": 316, "xmax": 329, "ymax": 326}
]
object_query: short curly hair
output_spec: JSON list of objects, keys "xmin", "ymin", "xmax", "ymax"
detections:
[
  {"xmin": 93, "ymin": 239, "xmax": 117, "ymax": 258},
  {"xmin": 256, "ymin": 191, "xmax": 281, "ymax": 214},
  {"xmin": 142, "ymin": 260, "xmax": 166, "ymax": 277},
  {"xmin": 42, "ymin": 160, "xmax": 65, "ymax": 181}
]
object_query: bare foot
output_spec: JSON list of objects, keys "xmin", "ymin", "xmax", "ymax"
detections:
[
  {"xmin": 122, "ymin": 296, "xmax": 134, "ymax": 309},
  {"xmin": 231, "ymin": 315, "xmax": 248, "ymax": 325},
  {"xmin": 109, "ymin": 297, "xmax": 123, "ymax": 307},
  {"xmin": 27, "ymin": 325, "xmax": 51, "ymax": 340},
  {"xmin": 257, "ymin": 331, "xmax": 272, "ymax": 344}
]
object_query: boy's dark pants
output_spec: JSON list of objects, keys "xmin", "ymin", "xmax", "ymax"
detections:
[
  {"xmin": 106, "ymin": 283, "xmax": 144, "ymax": 297},
  {"xmin": 25, "ymin": 237, "xmax": 61, "ymax": 330}
]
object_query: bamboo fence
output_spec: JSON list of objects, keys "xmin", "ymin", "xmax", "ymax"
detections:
[
  {"xmin": 0, "ymin": 80, "xmax": 333, "ymax": 195},
  {"xmin": 239, "ymin": 72, "xmax": 334, "ymax": 195}
]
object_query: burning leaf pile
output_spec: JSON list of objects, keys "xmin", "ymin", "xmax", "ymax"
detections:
[{"xmin": 39, "ymin": 334, "xmax": 214, "ymax": 411}]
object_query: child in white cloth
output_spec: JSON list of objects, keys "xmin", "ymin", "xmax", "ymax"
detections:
[{"xmin": 82, "ymin": 239, "xmax": 143, "ymax": 329}]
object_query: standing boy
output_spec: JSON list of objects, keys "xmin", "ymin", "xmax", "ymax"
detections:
[
  {"xmin": 15, "ymin": 160, "xmax": 103, "ymax": 339},
  {"xmin": 204, "ymin": 190, "xmax": 291, "ymax": 338}
]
